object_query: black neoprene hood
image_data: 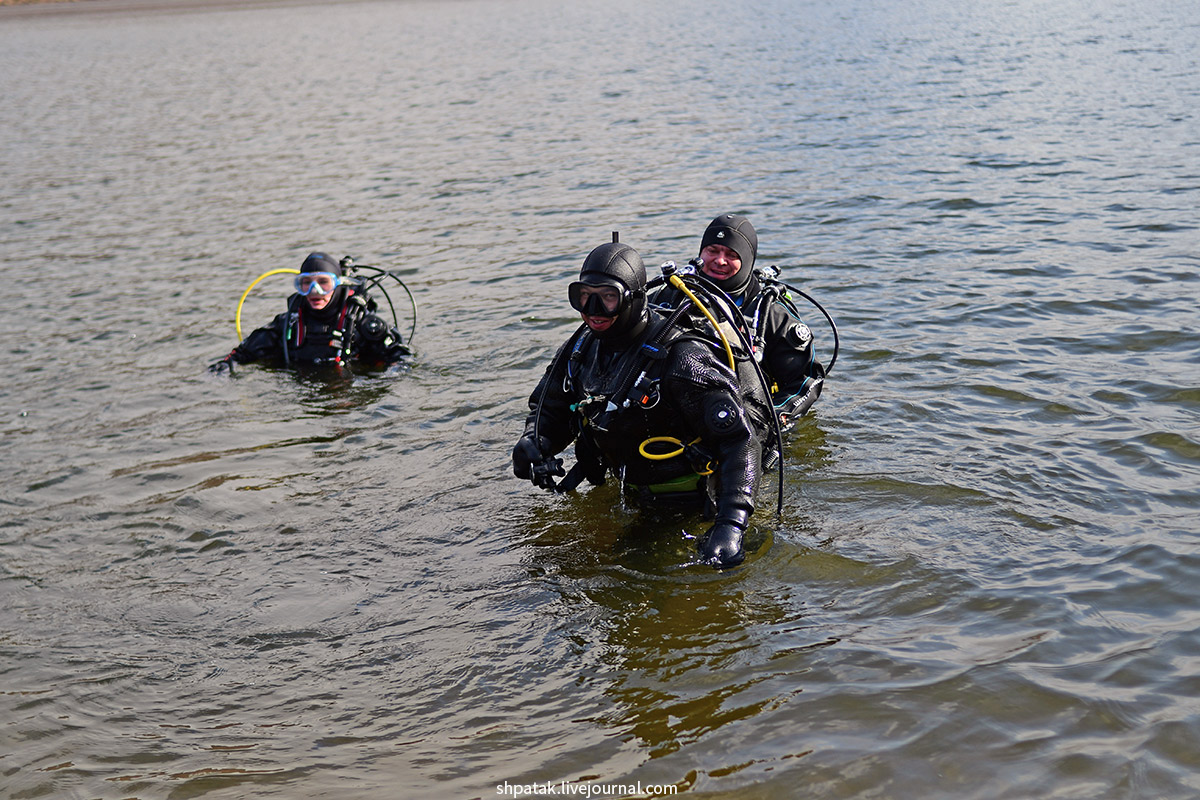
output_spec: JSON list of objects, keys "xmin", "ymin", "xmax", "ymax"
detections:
[
  {"xmin": 699, "ymin": 213, "xmax": 758, "ymax": 293},
  {"xmin": 579, "ymin": 242, "xmax": 646, "ymax": 293},
  {"xmin": 300, "ymin": 252, "xmax": 341, "ymax": 275},
  {"xmin": 576, "ymin": 241, "xmax": 648, "ymax": 341}
]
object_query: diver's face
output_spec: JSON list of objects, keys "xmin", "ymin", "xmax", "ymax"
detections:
[
  {"xmin": 569, "ymin": 283, "xmax": 622, "ymax": 333},
  {"xmin": 699, "ymin": 243, "xmax": 742, "ymax": 282},
  {"xmin": 295, "ymin": 271, "xmax": 340, "ymax": 310}
]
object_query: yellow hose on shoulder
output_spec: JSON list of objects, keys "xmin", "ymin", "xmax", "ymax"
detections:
[{"xmin": 668, "ymin": 274, "xmax": 736, "ymax": 371}]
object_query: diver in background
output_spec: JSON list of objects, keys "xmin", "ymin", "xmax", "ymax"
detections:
[
  {"xmin": 652, "ymin": 214, "xmax": 825, "ymax": 428},
  {"xmin": 513, "ymin": 239, "xmax": 773, "ymax": 568},
  {"xmin": 211, "ymin": 252, "xmax": 409, "ymax": 371}
]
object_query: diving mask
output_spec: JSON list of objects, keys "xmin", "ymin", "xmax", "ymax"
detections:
[
  {"xmin": 568, "ymin": 281, "xmax": 625, "ymax": 316},
  {"xmin": 295, "ymin": 272, "xmax": 342, "ymax": 296}
]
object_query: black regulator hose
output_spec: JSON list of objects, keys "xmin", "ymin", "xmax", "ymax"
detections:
[
  {"xmin": 282, "ymin": 293, "xmax": 301, "ymax": 368},
  {"xmin": 339, "ymin": 257, "xmax": 419, "ymax": 346},
  {"xmin": 756, "ymin": 266, "xmax": 839, "ymax": 376}
]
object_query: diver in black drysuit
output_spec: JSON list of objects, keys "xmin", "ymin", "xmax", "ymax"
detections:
[
  {"xmin": 652, "ymin": 214, "xmax": 825, "ymax": 427},
  {"xmin": 512, "ymin": 240, "xmax": 774, "ymax": 568},
  {"xmin": 211, "ymin": 252, "xmax": 409, "ymax": 371}
]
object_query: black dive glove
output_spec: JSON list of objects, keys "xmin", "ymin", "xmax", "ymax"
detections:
[
  {"xmin": 209, "ymin": 354, "xmax": 236, "ymax": 374},
  {"xmin": 512, "ymin": 435, "xmax": 564, "ymax": 491},
  {"xmin": 700, "ymin": 521, "xmax": 746, "ymax": 567}
]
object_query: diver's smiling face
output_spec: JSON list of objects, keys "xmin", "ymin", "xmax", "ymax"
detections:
[
  {"xmin": 569, "ymin": 283, "xmax": 622, "ymax": 333},
  {"xmin": 699, "ymin": 243, "xmax": 742, "ymax": 282}
]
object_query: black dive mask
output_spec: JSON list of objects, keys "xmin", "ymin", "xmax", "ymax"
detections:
[{"xmin": 568, "ymin": 281, "xmax": 627, "ymax": 317}]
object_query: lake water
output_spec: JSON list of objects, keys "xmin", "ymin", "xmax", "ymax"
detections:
[{"xmin": 2, "ymin": 0, "xmax": 1199, "ymax": 798}]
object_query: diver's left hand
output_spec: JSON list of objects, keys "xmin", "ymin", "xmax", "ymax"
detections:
[
  {"xmin": 209, "ymin": 356, "xmax": 235, "ymax": 374},
  {"xmin": 699, "ymin": 522, "xmax": 745, "ymax": 567},
  {"xmin": 513, "ymin": 434, "xmax": 550, "ymax": 479}
]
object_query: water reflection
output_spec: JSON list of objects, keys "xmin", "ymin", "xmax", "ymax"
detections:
[
  {"xmin": 589, "ymin": 579, "xmax": 789, "ymax": 760},
  {"xmin": 227, "ymin": 363, "xmax": 408, "ymax": 415},
  {"xmin": 521, "ymin": 490, "xmax": 793, "ymax": 761}
]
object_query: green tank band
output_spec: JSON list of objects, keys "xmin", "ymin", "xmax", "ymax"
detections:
[{"xmin": 640, "ymin": 472, "xmax": 705, "ymax": 495}]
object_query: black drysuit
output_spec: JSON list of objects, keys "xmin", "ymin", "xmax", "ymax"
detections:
[{"xmin": 521, "ymin": 310, "xmax": 772, "ymax": 530}]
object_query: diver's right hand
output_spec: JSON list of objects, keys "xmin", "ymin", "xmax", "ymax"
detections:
[
  {"xmin": 512, "ymin": 435, "xmax": 550, "ymax": 479},
  {"xmin": 699, "ymin": 521, "xmax": 746, "ymax": 568},
  {"xmin": 512, "ymin": 435, "xmax": 563, "ymax": 489}
]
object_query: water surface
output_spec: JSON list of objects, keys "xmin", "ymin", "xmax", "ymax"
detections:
[{"xmin": 2, "ymin": 0, "xmax": 1199, "ymax": 797}]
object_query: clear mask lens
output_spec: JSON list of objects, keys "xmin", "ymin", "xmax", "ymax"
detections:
[{"xmin": 295, "ymin": 272, "xmax": 341, "ymax": 296}]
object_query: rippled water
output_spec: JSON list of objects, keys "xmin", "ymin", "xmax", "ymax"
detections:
[{"xmin": 2, "ymin": 0, "xmax": 1199, "ymax": 798}]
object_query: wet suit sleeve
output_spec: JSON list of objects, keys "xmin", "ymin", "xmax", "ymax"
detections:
[
  {"xmin": 520, "ymin": 338, "xmax": 578, "ymax": 456},
  {"xmin": 514, "ymin": 337, "xmax": 581, "ymax": 486},
  {"xmin": 229, "ymin": 313, "xmax": 288, "ymax": 364},
  {"xmin": 762, "ymin": 300, "xmax": 824, "ymax": 419},
  {"xmin": 662, "ymin": 340, "xmax": 761, "ymax": 527}
]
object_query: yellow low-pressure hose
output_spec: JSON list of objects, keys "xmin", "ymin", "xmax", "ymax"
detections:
[
  {"xmin": 638, "ymin": 436, "xmax": 713, "ymax": 474},
  {"xmin": 236, "ymin": 269, "xmax": 300, "ymax": 339},
  {"xmin": 668, "ymin": 274, "xmax": 736, "ymax": 371},
  {"xmin": 639, "ymin": 436, "xmax": 691, "ymax": 460}
]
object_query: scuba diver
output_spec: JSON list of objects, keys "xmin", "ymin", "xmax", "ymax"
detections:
[
  {"xmin": 210, "ymin": 252, "xmax": 412, "ymax": 372},
  {"xmin": 651, "ymin": 213, "xmax": 834, "ymax": 429},
  {"xmin": 512, "ymin": 237, "xmax": 776, "ymax": 568}
]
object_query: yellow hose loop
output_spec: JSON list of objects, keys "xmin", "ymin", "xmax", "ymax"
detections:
[
  {"xmin": 638, "ymin": 438, "xmax": 710, "ymax": 474},
  {"xmin": 640, "ymin": 435, "xmax": 687, "ymax": 460},
  {"xmin": 638, "ymin": 437, "xmax": 714, "ymax": 475},
  {"xmin": 668, "ymin": 274, "xmax": 736, "ymax": 372},
  {"xmin": 236, "ymin": 269, "xmax": 300, "ymax": 340}
]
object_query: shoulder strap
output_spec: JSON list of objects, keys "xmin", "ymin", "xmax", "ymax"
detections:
[
  {"xmin": 565, "ymin": 325, "xmax": 593, "ymax": 391},
  {"xmin": 603, "ymin": 315, "xmax": 685, "ymax": 410}
]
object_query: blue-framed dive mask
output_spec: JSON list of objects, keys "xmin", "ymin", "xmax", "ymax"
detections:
[{"xmin": 295, "ymin": 272, "xmax": 342, "ymax": 296}]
